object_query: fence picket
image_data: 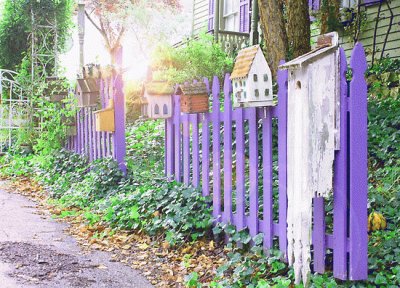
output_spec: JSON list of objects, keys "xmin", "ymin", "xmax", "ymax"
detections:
[
  {"xmin": 262, "ymin": 108, "xmax": 273, "ymax": 249},
  {"xmin": 212, "ymin": 76, "xmax": 221, "ymax": 220},
  {"xmin": 183, "ymin": 114, "xmax": 190, "ymax": 185},
  {"xmin": 313, "ymin": 197, "xmax": 326, "ymax": 273},
  {"xmin": 349, "ymin": 43, "xmax": 368, "ymax": 280},
  {"xmin": 223, "ymin": 74, "xmax": 233, "ymax": 223},
  {"xmin": 174, "ymin": 95, "xmax": 182, "ymax": 182},
  {"xmin": 333, "ymin": 47, "xmax": 349, "ymax": 280},
  {"xmin": 277, "ymin": 63, "xmax": 288, "ymax": 258},
  {"xmin": 192, "ymin": 114, "xmax": 200, "ymax": 187},
  {"xmin": 248, "ymin": 107, "xmax": 259, "ymax": 237},
  {"xmin": 201, "ymin": 78, "xmax": 211, "ymax": 197},
  {"xmin": 235, "ymin": 107, "xmax": 246, "ymax": 231}
]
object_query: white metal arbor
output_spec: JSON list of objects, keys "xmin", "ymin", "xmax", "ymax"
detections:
[{"xmin": 0, "ymin": 70, "xmax": 30, "ymax": 154}]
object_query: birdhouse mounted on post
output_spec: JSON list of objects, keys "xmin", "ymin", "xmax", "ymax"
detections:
[
  {"xmin": 176, "ymin": 82, "xmax": 209, "ymax": 113},
  {"xmin": 76, "ymin": 78, "xmax": 99, "ymax": 107},
  {"xmin": 142, "ymin": 81, "xmax": 174, "ymax": 119},
  {"xmin": 231, "ymin": 45, "xmax": 274, "ymax": 108},
  {"xmin": 278, "ymin": 32, "xmax": 340, "ymax": 285}
]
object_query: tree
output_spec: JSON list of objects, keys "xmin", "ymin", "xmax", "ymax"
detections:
[
  {"xmin": 84, "ymin": 0, "xmax": 181, "ymax": 64},
  {"xmin": 258, "ymin": 0, "xmax": 288, "ymax": 77},
  {"xmin": 287, "ymin": 0, "xmax": 311, "ymax": 58},
  {"xmin": 257, "ymin": 0, "xmax": 311, "ymax": 75},
  {"xmin": 0, "ymin": 0, "xmax": 73, "ymax": 71},
  {"xmin": 320, "ymin": 0, "xmax": 341, "ymax": 34}
]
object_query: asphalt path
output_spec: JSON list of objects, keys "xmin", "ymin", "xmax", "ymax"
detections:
[{"xmin": 0, "ymin": 182, "xmax": 153, "ymax": 288}]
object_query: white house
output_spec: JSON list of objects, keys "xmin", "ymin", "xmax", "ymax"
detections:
[{"xmin": 230, "ymin": 45, "xmax": 274, "ymax": 108}]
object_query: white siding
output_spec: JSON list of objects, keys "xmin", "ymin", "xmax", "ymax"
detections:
[{"xmin": 192, "ymin": 0, "xmax": 210, "ymax": 36}]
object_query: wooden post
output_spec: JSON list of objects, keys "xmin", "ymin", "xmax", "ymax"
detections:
[{"xmin": 112, "ymin": 46, "xmax": 126, "ymax": 173}]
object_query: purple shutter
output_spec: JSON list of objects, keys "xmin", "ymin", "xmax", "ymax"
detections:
[
  {"xmin": 239, "ymin": 0, "xmax": 250, "ymax": 33},
  {"xmin": 208, "ymin": 0, "xmax": 215, "ymax": 31}
]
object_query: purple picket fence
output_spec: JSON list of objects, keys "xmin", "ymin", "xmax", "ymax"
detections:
[
  {"xmin": 165, "ymin": 44, "xmax": 368, "ymax": 280},
  {"xmin": 66, "ymin": 49, "xmax": 126, "ymax": 172}
]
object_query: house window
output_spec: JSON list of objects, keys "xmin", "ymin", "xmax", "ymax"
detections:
[
  {"xmin": 265, "ymin": 89, "xmax": 270, "ymax": 96},
  {"xmin": 163, "ymin": 104, "xmax": 168, "ymax": 115},
  {"xmin": 223, "ymin": 0, "xmax": 239, "ymax": 32},
  {"xmin": 253, "ymin": 74, "xmax": 258, "ymax": 82},
  {"xmin": 243, "ymin": 80, "xmax": 246, "ymax": 87},
  {"xmin": 255, "ymin": 89, "xmax": 259, "ymax": 97},
  {"xmin": 154, "ymin": 104, "xmax": 160, "ymax": 115},
  {"xmin": 244, "ymin": 91, "xmax": 247, "ymax": 98},
  {"xmin": 235, "ymin": 82, "xmax": 238, "ymax": 88},
  {"xmin": 264, "ymin": 74, "xmax": 269, "ymax": 82}
]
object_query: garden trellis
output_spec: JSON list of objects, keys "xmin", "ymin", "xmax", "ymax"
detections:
[
  {"xmin": 164, "ymin": 44, "xmax": 368, "ymax": 281},
  {"xmin": 0, "ymin": 70, "xmax": 30, "ymax": 154}
]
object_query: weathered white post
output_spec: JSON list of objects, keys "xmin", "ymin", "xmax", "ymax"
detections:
[
  {"xmin": 279, "ymin": 32, "xmax": 340, "ymax": 285},
  {"xmin": 78, "ymin": 0, "xmax": 85, "ymax": 71}
]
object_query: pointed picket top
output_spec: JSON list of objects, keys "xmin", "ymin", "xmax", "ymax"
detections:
[
  {"xmin": 203, "ymin": 77, "xmax": 210, "ymax": 94},
  {"xmin": 212, "ymin": 76, "xmax": 220, "ymax": 113},
  {"xmin": 350, "ymin": 43, "xmax": 367, "ymax": 81},
  {"xmin": 223, "ymin": 73, "xmax": 232, "ymax": 110}
]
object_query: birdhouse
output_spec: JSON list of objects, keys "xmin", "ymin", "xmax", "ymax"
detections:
[
  {"xmin": 176, "ymin": 82, "xmax": 209, "ymax": 113},
  {"xmin": 142, "ymin": 81, "xmax": 174, "ymax": 119},
  {"xmin": 278, "ymin": 32, "xmax": 340, "ymax": 284},
  {"xmin": 76, "ymin": 78, "xmax": 99, "ymax": 107},
  {"xmin": 231, "ymin": 45, "xmax": 274, "ymax": 108},
  {"xmin": 94, "ymin": 99, "xmax": 115, "ymax": 132}
]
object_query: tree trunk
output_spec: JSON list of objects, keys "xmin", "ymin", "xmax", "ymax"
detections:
[
  {"xmin": 287, "ymin": 0, "xmax": 311, "ymax": 58},
  {"xmin": 258, "ymin": 0, "xmax": 288, "ymax": 77},
  {"xmin": 320, "ymin": 0, "xmax": 341, "ymax": 34}
]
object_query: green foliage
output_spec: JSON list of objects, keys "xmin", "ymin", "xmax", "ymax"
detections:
[
  {"xmin": 151, "ymin": 33, "xmax": 234, "ymax": 84},
  {"xmin": 126, "ymin": 119, "xmax": 165, "ymax": 173},
  {"xmin": 0, "ymin": 0, "xmax": 74, "ymax": 71}
]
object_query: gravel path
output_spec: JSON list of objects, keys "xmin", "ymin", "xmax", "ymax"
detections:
[{"xmin": 0, "ymin": 183, "xmax": 153, "ymax": 288}]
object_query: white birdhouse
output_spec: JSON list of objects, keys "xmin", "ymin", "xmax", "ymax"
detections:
[
  {"xmin": 142, "ymin": 81, "xmax": 174, "ymax": 119},
  {"xmin": 231, "ymin": 45, "xmax": 274, "ymax": 108},
  {"xmin": 278, "ymin": 32, "xmax": 340, "ymax": 285}
]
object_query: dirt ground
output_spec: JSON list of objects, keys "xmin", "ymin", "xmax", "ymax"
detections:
[{"xmin": 0, "ymin": 182, "xmax": 153, "ymax": 288}]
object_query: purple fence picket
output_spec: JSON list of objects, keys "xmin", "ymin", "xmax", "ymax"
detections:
[
  {"xmin": 223, "ymin": 74, "xmax": 233, "ymax": 224},
  {"xmin": 333, "ymin": 47, "xmax": 349, "ymax": 280},
  {"xmin": 349, "ymin": 43, "xmax": 368, "ymax": 280},
  {"xmin": 211, "ymin": 76, "xmax": 221, "ymax": 220},
  {"xmin": 277, "ymin": 63, "xmax": 288, "ymax": 259},
  {"xmin": 262, "ymin": 108, "xmax": 273, "ymax": 249}
]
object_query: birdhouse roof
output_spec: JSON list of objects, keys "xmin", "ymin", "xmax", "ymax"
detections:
[
  {"xmin": 231, "ymin": 45, "xmax": 260, "ymax": 80},
  {"xmin": 279, "ymin": 32, "xmax": 339, "ymax": 70},
  {"xmin": 145, "ymin": 81, "xmax": 174, "ymax": 95},
  {"xmin": 177, "ymin": 82, "xmax": 208, "ymax": 95},
  {"xmin": 77, "ymin": 78, "xmax": 99, "ymax": 93}
]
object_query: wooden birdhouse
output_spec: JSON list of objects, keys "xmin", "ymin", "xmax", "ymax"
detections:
[
  {"xmin": 76, "ymin": 78, "xmax": 99, "ymax": 107},
  {"xmin": 94, "ymin": 99, "xmax": 115, "ymax": 132},
  {"xmin": 142, "ymin": 81, "xmax": 174, "ymax": 119},
  {"xmin": 176, "ymin": 82, "xmax": 209, "ymax": 113},
  {"xmin": 231, "ymin": 45, "xmax": 274, "ymax": 108},
  {"xmin": 278, "ymin": 32, "xmax": 340, "ymax": 284}
]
